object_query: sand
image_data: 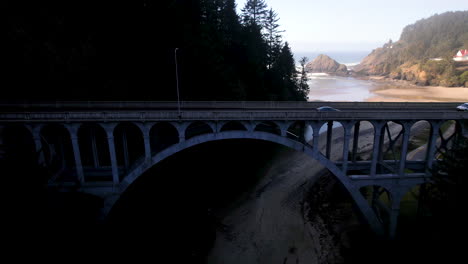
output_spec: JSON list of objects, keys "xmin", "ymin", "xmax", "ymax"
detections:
[{"xmin": 366, "ymin": 78, "xmax": 468, "ymax": 102}]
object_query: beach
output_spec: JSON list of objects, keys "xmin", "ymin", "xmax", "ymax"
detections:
[
  {"xmin": 307, "ymin": 73, "xmax": 468, "ymax": 102},
  {"xmin": 365, "ymin": 77, "xmax": 468, "ymax": 102}
]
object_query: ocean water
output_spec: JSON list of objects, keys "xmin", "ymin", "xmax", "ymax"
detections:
[
  {"xmin": 306, "ymin": 73, "xmax": 376, "ymax": 102},
  {"xmin": 295, "ymin": 51, "xmax": 376, "ymax": 102},
  {"xmin": 294, "ymin": 51, "xmax": 369, "ymax": 65}
]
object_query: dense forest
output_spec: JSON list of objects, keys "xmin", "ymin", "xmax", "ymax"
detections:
[
  {"xmin": 355, "ymin": 11, "xmax": 468, "ymax": 87},
  {"xmin": 5, "ymin": 0, "xmax": 308, "ymax": 101}
]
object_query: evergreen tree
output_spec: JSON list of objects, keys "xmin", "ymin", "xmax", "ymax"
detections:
[
  {"xmin": 298, "ymin": 57, "xmax": 310, "ymax": 100},
  {"xmin": 264, "ymin": 8, "xmax": 283, "ymax": 69},
  {"xmin": 271, "ymin": 42, "xmax": 303, "ymax": 100},
  {"xmin": 241, "ymin": 0, "xmax": 268, "ymax": 26}
]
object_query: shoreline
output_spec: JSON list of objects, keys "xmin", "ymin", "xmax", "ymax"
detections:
[
  {"xmin": 307, "ymin": 71, "xmax": 468, "ymax": 103},
  {"xmin": 355, "ymin": 74, "xmax": 468, "ymax": 102}
]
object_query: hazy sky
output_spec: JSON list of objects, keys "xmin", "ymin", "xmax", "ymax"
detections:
[{"xmin": 236, "ymin": 0, "xmax": 468, "ymax": 52}]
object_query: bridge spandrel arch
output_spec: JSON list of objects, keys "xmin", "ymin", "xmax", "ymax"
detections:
[
  {"xmin": 286, "ymin": 121, "xmax": 306, "ymax": 142},
  {"xmin": 113, "ymin": 122, "xmax": 145, "ymax": 178},
  {"xmin": 254, "ymin": 121, "xmax": 281, "ymax": 136},
  {"xmin": 349, "ymin": 121, "xmax": 375, "ymax": 163},
  {"xmin": 406, "ymin": 120, "xmax": 432, "ymax": 162},
  {"xmin": 149, "ymin": 122, "xmax": 179, "ymax": 155},
  {"xmin": 40, "ymin": 124, "xmax": 76, "ymax": 182},
  {"xmin": 436, "ymin": 120, "xmax": 459, "ymax": 155},
  {"xmin": 1, "ymin": 124, "xmax": 36, "ymax": 166},
  {"xmin": 220, "ymin": 121, "xmax": 247, "ymax": 132},
  {"xmin": 185, "ymin": 121, "xmax": 214, "ymax": 140},
  {"xmin": 78, "ymin": 123, "xmax": 112, "ymax": 182},
  {"xmin": 317, "ymin": 120, "xmax": 345, "ymax": 162}
]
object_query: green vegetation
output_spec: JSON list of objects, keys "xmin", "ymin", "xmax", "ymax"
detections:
[{"xmin": 358, "ymin": 11, "xmax": 468, "ymax": 87}]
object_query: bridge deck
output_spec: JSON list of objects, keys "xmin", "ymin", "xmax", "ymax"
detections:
[{"xmin": 1, "ymin": 101, "xmax": 468, "ymax": 122}]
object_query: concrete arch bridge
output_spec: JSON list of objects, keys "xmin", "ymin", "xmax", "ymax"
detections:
[{"xmin": 1, "ymin": 101, "xmax": 467, "ymax": 238}]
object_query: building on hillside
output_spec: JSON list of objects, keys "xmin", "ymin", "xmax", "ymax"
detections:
[{"xmin": 453, "ymin": 49, "xmax": 468, "ymax": 61}]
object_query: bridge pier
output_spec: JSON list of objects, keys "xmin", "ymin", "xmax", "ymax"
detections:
[
  {"xmin": 370, "ymin": 122, "xmax": 384, "ymax": 177},
  {"xmin": 426, "ymin": 121, "xmax": 441, "ymax": 171},
  {"xmin": 101, "ymin": 123, "xmax": 119, "ymax": 185},
  {"xmin": 326, "ymin": 121, "xmax": 333, "ymax": 159},
  {"xmin": 65, "ymin": 123, "xmax": 85, "ymax": 184},
  {"xmin": 352, "ymin": 122, "xmax": 360, "ymax": 163},
  {"xmin": 399, "ymin": 122, "xmax": 413, "ymax": 176},
  {"xmin": 27, "ymin": 124, "xmax": 45, "ymax": 167}
]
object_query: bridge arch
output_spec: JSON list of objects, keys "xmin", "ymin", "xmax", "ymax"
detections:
[
  {"xmin": 103, "ymin": 130, "xmax": 385, "ymax": 235},
  {"xmin": 107, "ymin": 132, "xmax": 348, "ymax": 209}
]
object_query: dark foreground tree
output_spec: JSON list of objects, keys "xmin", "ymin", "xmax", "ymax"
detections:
[{"xmin": 4, "ymin": 0, "xmax": 307, "ymax": 102}]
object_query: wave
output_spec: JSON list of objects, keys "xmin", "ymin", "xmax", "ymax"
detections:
[
  {"xmin": 344, "ymin": 62, "xmax": 360, "ymax": 67},
  {"xmin": 309, "ymin": 72, "xmax": 329, "ymax": 76}
]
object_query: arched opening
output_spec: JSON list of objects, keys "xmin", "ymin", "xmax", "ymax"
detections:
[
  {"xmin": 406, "ymin": 121, "xmax": 431, "ymax": 162},
  {"xmin": 436, "ymin": 120, "xmax": 458, "ymax": 157},
  {"xmin": 41, "ymin": 124, "xmax": 75, "ymax": 183},
  {"xmin": 254, "ymin": 121, "xmax": 281, "ymax": 135},
  {"xmin": 378, "ymin": 121, "xmax": 404, "ymax": 174},
  {"xmin": 347, "ymin": 121, "xmax": 375, "ymax": 176},
  {"xmin": 1, "ymin": 124, "xmax": 36, "ymax": 172},
  {"xmin": 360, "ymin": 185, "xmax": 392, "ymax": 229},
  {"xmin": 397, "ymin": 185, "xmax": 423, "ymax": 238},
  {"xmin": 350, "ymin": 121, "xmax": 374, "ymax": 162},
  {"xmin": 185, "ymin": 121, "xmax": 213, "ymax": 140},
  {"xmin": 108, "ymin": 139, "xmax": 288, "ymax": 260},
  {"xmin": 78, "ymin": 123, "xmax": 111, "ymax": 182},
  {"xmin": 150, "ymin": 122, "xmax": 179, "ymax": 154},
  {"xmin": 114, "ymin": 123, "xmax": 144, "ymax": 178},
  {"xmin": 286, "ymin": 121, "xmax": 305, "ymax": 141},
  {"xmin": 318, "ymin": 121, "xmax": 344, "ymax": 162},
  {"xmin": 220, "ymin": 121, "xmax": 246, "ymax": 132}
]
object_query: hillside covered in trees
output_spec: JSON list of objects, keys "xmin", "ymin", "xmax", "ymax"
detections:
[
  {"xmin": 355, "ymin": 11, "xmax": 468, "ymax": 87},
  {"xmin": 5, "ymin": 0, "xmax": 308, "ymax": 101}
]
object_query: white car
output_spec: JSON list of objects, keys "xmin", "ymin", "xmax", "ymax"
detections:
[{"xmin": 456, "ymin": 103, "xmax": 468, "ymax": 111}]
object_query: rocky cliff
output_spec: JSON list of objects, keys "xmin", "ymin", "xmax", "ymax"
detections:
[
  {"xmin": 353, "ymin": 11, "xmax": 468, "ymax": 87},
  {"xmin": 305, "ymin": 54, "xmax": 348, "ymax": 75}
]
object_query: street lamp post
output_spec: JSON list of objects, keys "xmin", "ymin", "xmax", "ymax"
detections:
[{"xmin": 175, "ymin": 48, "xmax": 181, "ymax": 118}]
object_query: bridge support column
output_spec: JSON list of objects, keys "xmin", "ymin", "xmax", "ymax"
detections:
[
  {"xmin": 370, "ymin": 122, "xmax": 384, "ymax": 177},
  {"xmin": 352, "ymin": 122, "xmax": 360, "ymax": 163},
  {"xmin": 342, "ymin": 123, "xmax": 353, "ymax": 175},
  {"xmin": 399, "ymin": 123, "xmax": 412, "ymax": 176},
  {"xmin": 102, "ymin": 123, "xmax": 119, "ymax": 185},
  {"xmin": 134, "ymin": 122, "xmax": 153, "ymax": 164},
  {"xmin": 29, "ymin": 124, "xmax": 45, "ymax": 166},
  {"xmin": 91, "ymin": 128, "xmax": 100, "ymax": 168},
  {"xmin": 388, "ymin": 188, "xmax": 406, "ymax": 239},
  {"xmin": 310, "ymin": 122, "xmax": 322, "ymax": 154},
  {"xmin": 326, "ymin": 121, "xmax": 333, "ymax": 159},
  {"xmin": 426, "ymin": 121, "xmax": 441, "ymax": 171},
  {"xmin": 65, "ymin": 123, "xmax": 85, "ymax": 184},
  {"xmin": 143, "ymin": 127, "xmax": 151, "ymax": 163},
  {"xmin": 173, "ymin": 122, "xmax": 190, "ymax": 142}
]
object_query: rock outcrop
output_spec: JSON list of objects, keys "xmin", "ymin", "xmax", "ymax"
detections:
[
  {"xmin": 305, "ymin": 54, "xmax": 348, "ymax": 75},
  {"xmin": 353, "ymin": 11, "xmax": 468, "ymax": 87}
]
